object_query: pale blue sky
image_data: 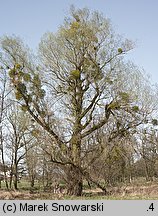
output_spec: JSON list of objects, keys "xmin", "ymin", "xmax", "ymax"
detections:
[{"xmin": 0, "ymin": 0, "xmax": 158, "ymax": 82}]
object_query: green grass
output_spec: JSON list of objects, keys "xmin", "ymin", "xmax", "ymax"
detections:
[{"xmin": 1, "ymin": 179, "xmax": 158, "ymax": 200}]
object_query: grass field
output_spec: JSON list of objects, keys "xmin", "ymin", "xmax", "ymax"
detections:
[{"xmin": 1, "ymin": 180, "xmax": 158, "ymax": 200}]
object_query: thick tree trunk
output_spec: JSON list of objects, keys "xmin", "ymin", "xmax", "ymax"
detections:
[
  {"xmin": 66, "ymin": 165, "xmax": 83, "ymax": 196},
  {"xmin": 66, "ymin": 130, "xmax": 83, "ymax": 196}
]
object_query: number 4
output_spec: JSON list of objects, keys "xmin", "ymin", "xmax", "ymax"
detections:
[{"xmin": 149, "ymin": 203, "xmax": 154, "ymax": 211}]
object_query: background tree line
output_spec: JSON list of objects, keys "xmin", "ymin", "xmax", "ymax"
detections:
[{"xmin": 0, "ymin": 7, "xmax": 158, "ymax": 196}]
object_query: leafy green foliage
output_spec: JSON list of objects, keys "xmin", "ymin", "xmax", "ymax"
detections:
[
  {"xmin": 8, "ymin": 61, "xmax": 45, "ymax": 107},
  {"xmin": 118, "ymin": 48, "xmax": 123, "ymax": 53},
  {"xmin": 15, "ymin": 91, "xmax": 23, "ymax": 100},
  {"xmin": 132, "ymin": 106, "xmax": 139, "ymax": 112},
  {"xmin": 33, "ymin": 74, "xmax": 41, "ymax": 86},
  {"xmin": 23, "ymin": 73, "xmax": 31, "ymax": 82},
  {"xmin": 9, "ymin": 68, "xmax": 16, "ymax": 77},
  {"xmin": 105, "ymin": 77, "xmax": 113, "ymax": 85},
  {"xmin": 119, "ymin": 92, "xmax": 130, "ymax": 102},
  {"xmin": 31, "ymin": 129, "xmax": 40, "ymax": 137},
  {"xmin": 39, "ymin": 89, "xmax": 46, "ymax": 99},
  {"xmin": 16, "ymin": 83, "xmax": 27, "ymax": 94},
  {"xmin": 15, "ymin": 63, "xmax": 22, "ymax": 69},
  {"xmin": 152, "ymin": 119, "xmax": 158, "ymax": 126},
  {"xmin": 21, "ymin": 104, "xmax": 28, "ymax": 112},
  {"xmin": 70, "ymin": 70, "xmax": 80, "ymax": 79},
  {"xmin": 107, "ymin": 101, "xmax": 120, "ymax": 110}
]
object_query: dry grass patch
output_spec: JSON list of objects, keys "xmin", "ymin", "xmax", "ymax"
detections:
[{"xmin": 1, "ymin": 184, "xmax": 158, "ymax": 200}]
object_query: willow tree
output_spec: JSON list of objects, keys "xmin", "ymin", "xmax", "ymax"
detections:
[{"xmin": 0, "ymin": 7, "xmax": 151, "ymax": 196}]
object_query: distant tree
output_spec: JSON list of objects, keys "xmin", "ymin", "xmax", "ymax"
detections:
[
  {"xmin": 0, "ymin": 66, "xmax": 12, "ymax": 189},
  {"xmin": 6, "ymin": 105, "xmax": 33, "ymax": 189},
  {"xmin": 24, "ymin": 139, "xmax": 39, "ymax": 188},
  {"xmin": 135, "ymin": 127, "xmax": 158, "ymax": 181}
]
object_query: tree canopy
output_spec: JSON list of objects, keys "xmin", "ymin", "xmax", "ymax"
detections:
[{"xmin": 0, "ymin": 7, "xmax": 157, "ymax": 196}]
